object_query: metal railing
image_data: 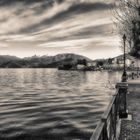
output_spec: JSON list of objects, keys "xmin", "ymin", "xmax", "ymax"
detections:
[{"xmin": 90, "ymin": 83, "xmax": 128, "ymax": 140}]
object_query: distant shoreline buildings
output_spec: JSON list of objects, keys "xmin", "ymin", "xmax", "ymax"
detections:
[{"xmin": 58, "ymin": 54, "xmax": 140, "ymax": 71}]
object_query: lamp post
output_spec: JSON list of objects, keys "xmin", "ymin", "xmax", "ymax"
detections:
[
  {"xmin": 122, "ymin": 34, "xmax": 127, "ymax": 82},
  {"xmin": 119, "ymin": 34, "xmax": 128, "ymax": 118}
]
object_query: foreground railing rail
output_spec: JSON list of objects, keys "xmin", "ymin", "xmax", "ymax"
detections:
[{"xmin": 90, "ymin": 83, "xmax": 128, "ymax": 140}]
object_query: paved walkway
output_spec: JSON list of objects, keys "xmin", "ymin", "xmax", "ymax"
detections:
[{"xmin": 119, "ymin": 81, "xmax": 140, "ymax": 140}]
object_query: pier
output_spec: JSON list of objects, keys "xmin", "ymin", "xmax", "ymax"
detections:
[{"xmin": 90, "ymin": 74, "xmax": 140, "ymax": 140}]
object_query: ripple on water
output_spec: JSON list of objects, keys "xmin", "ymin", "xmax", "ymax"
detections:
[{"xmin": 0, "ymin": 69, "xmax": 121, "ymax": 140}]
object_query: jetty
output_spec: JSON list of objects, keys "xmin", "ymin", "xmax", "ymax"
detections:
[{"xmin": 90, "ymin": 73, "xmax": 140, "ymax": 140}]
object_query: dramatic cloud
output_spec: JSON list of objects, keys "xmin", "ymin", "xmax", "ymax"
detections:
[{"xmin": 0, "ymin": 0, "xmax": 121, "ymax": 59}]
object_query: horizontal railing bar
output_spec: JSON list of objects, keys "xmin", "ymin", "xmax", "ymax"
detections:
[
  {"xmin": 90, "ymin": 121, "xmax": 104, "ymax": 140},
  {"xmin": 101, "ymin": 90, "xmax": 118, "ymax": 121},
  {"xmin": 102, "ymin": 95, "xmax": 116, "ymax": 121},
  {"xmin": 90, "ymin": 89, "xmax": 119, "ymax": 140}
]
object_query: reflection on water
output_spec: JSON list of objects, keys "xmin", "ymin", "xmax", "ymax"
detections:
[{"xmin": 0, "ymin": 69, "xmax": 122, "ymax": 140}]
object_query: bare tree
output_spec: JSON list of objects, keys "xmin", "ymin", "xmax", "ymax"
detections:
[{"xmin": 113, "ymin": 0, "xmax": 140, "ymax": 57}]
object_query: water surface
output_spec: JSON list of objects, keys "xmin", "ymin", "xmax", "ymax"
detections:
[{"xmin": 0, "ymin": 69, "xmax": 121, "ymax": 140}]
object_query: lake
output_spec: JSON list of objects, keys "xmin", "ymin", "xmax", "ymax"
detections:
[{"xmin": 0, "ymin": 69, "xmax": 122, "ymax": 140}]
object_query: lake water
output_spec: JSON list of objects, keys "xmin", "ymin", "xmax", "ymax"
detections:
[{"xmin": 0, "ymin": 69, "xmax": 122, "ymax": 140}]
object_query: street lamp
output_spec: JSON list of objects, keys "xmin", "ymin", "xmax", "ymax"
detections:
[
  {"xmin": 122, "ymin": 34, "xmax": 127, "ymax": 82},
  {"xmin": 119, "ymin": 34, "xmax": 128, "ymax": 118}
]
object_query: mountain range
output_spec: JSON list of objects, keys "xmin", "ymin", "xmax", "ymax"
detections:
[{"xmin": 0, "ymin": 53, "xmax": 91, "ymax": 68}]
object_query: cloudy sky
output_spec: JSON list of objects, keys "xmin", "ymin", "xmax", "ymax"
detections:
[{"xmin": 0, "ymin": 0, "xmax": 122, "ymax": 60}]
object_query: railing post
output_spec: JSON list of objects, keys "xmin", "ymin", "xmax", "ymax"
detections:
[
  {"xmin": 117, "ymin": 83, "xmax": 128, "ymax": 118},
  {"xmin": 101, "ymin": 118, "xmax": 109, "ymax": 140}
]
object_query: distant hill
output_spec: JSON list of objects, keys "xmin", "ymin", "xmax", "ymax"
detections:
[
  {"xmin": 0, "ymin": 55, "xmax": 20, "ymax": 65},
  {"xmin": 0, "ymin": 53, "xmax": 92, "ymax": 68}
]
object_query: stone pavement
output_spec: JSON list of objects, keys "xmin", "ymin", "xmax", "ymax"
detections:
[{"xmin": 119, "ymin": 81, "xmax": 140, "ymax": 140}]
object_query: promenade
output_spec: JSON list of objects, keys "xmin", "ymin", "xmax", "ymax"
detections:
[
  {"xmin": 90, "ymin": 76, "xmax": 140, "ymax": 140},
  {"xmin": 119, "ymin": 79, "xmax": 140, "ymax": 140}
]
